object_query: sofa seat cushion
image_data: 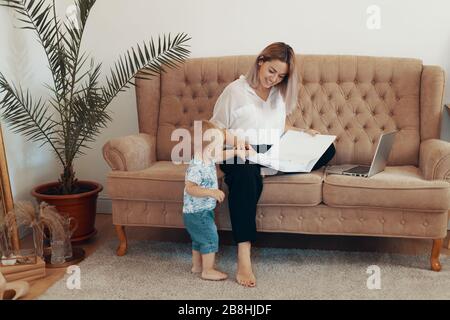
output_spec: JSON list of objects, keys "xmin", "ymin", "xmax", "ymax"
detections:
[
  {"xmin": 258, "ymin": 169, "xmax": 325, "ymax": 205},
  {"xmin": 323, "ymin": 166, "xmax": 450, "ymax": 211},
  {"xmin": 107, "ymin": 161, "xmax": 224, "ymax": 202}
]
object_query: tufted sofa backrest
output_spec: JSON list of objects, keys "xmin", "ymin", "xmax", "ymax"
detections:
[{"xmin": 135, "ymin": 55, "xmax": 445, "ymax": 165}]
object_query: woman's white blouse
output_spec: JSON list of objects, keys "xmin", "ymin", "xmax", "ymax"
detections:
[{"xmin": 210, "ymin": 75, "xmax": 286, "ymax": 145}]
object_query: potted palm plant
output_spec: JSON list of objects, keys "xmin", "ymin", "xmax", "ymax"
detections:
[{"xmin": 0, "ymin": 0, "xmax": 190, "ymax": 241}]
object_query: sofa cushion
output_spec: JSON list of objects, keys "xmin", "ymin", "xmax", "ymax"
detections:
[
  {"xmin": 108, "ymin": 161, "xmax": 325, "ymax": 205},
  {"xmin": 323, "ymin": 166, "xmax": 450, "ymax": 211},
  {"xmin": 107, "ymin": 161, "xmax": 224, "ymax": 202},
  {"xmin": 258, "ymin": 169, "xmax": 325, "ymax": 206}
]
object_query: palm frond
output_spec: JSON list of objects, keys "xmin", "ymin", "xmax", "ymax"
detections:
[
  {"xmin": 63, "ymin": 0, "xmax": 96, "ymax": 92},
  {"xmin": 0, "ymin": 0, "xmax": 68, "ymax": 104},
  {"xmin": 102, "ymin": 33, "xmax": 191, "ymax": 107},
  {"xmin": 0, "ymin": 73, "xmax": 64, "ymax": 164},
  {"xmin": 68, "ymin": 61, "xmax": 111, "ymax": 162}
]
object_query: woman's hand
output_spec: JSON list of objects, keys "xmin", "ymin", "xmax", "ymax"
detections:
[
  {"xmin": 236, "ymin": 137, "xmax": 247, "ymax": 151},
  {"xmin": 303, "ymin": 129, "xmax": 320, "ymax": 136},
  {"xmin": 236, "ymin": 148, "xmax": 246, "ymax": 161},
  {"xmin": 285, "ymin": 123, "xmax": 320, "ymax": 137},
  {"xmin": 246, "ymin": 146, "xmax": 257, "ymax": 157}
]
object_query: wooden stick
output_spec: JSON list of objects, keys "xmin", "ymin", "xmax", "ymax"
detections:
[{"xmin": 0, "ymin": 125, "xmax": 19, "ymax": 251}]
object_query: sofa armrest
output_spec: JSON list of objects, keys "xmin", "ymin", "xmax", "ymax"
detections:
[
  {"xmin": 420, "ymin": 139, "xmax": 450, "ymax": 181},
  {"xmin": 102, "ymin": 133, "xmax": 156, "ymax": 171}
]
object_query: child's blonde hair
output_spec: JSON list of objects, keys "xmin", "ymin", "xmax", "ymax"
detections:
[{"xmin": 191, "ymin": 120, "xmax": 225, "ymax": 156}]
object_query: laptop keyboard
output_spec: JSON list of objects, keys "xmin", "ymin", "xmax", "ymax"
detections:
[{"xmin": 345, "ymin": 166, "xmax": 370, "ymax": 174}]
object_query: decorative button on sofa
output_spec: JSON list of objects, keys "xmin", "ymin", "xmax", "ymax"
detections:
[{"xmin": 103, "ymin": 54, "xmax": 450, "ymax": 271}]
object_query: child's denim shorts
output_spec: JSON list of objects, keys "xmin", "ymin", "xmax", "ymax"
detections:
[{"xmin": 183, "ymin": 209, "xmax": 218, "ymax": 254}]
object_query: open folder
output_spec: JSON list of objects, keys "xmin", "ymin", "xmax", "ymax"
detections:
[{"xmin": 247, "ymin": 130, "xmax": 337, "ymax": 173}]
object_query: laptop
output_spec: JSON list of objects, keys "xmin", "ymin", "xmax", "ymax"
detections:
[{"xmin": 326, "ymin": 131, "xmax": 397, "ymax": 178}]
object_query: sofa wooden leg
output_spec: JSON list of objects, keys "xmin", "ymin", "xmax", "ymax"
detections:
[
  {"xmin": 115, "ymin": 225, "xmax": 127, "ymax": 256},
  {"xmin": 431, "ymin": 239, "xmax": 443, "ymax": 272}
]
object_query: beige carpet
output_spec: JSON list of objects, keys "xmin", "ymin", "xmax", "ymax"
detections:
[{"xmin": 38, "ymin": 239, "xmax": 450, "ymax": 300}]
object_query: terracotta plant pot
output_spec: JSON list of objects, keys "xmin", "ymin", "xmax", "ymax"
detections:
[{"xmin": 31, "ymin": 181, "xmax": 103, "ymax": 242}]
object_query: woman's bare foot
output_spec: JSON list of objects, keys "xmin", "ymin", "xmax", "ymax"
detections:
[
  {"xmin": 236, "ymin": 265, "xmax": 256, "ymax": 287},
  {"xmin": 201, "ymin": 269, "xmax": 228, "ymax": 281},
  {"xmin": 236, "ymin": 242, "xmax": 256, "ymax": 287}
]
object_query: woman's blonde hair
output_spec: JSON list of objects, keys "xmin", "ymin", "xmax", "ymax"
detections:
[{"xmin": 246, "ymin": 42, "xmax": 299, "ymax": 115}]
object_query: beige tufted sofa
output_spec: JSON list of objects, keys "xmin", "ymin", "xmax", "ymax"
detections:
[{"xmin": 103, "ymin": 55, "xmax": 450, "ymax": 271}]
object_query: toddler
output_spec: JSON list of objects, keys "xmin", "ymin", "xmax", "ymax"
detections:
[{"xmin": 183, "ymin": 120, "xmax": 254, "ymax": 280}]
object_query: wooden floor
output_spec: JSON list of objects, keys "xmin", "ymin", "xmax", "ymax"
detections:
[{"xmin": 17, "ymin": 213, "xmax": 450, "ymax": 300}]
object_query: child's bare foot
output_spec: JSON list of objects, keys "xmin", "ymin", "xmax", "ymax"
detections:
[
  {"xmin": 236, "ymin": 265, "xmax": 256, "ymax": 287},
  {"xmin": 191, "ymin": 266, "xmax": 202, "ymax": 273},
  {"xmin": 201, "ymin": 269, "xmax": 228, "ymax": 281}
]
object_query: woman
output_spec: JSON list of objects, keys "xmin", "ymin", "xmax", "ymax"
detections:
[{"xmin": 210, "ymin": 42, "xmax": 336, "ymax": 287}]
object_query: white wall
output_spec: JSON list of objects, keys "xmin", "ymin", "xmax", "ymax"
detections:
[{"xmin": 0, "ymin": 0, "xmax": 449, "ymax": 207}]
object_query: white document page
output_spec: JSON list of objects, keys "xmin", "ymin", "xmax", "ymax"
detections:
[{"xmin": 247, "ymin": 130, "xmax": 336, "ymax": 173}]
